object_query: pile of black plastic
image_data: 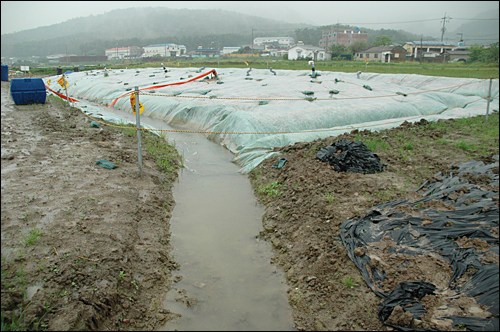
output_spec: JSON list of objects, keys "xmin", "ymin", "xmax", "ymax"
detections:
[
  {"xmin": 341, "ymin": 156, "xmax": 499, "ymax": 331},
  {"xmin": 316, "ymin": 138, "xmax": 387, "ymax": 174}
]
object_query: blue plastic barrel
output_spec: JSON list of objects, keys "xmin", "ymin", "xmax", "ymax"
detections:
[
  {"xmin": 10, "ymin": 78, "xmax": 46, "ymax": 105},
  {"xmin": 1, "ymin": 63, "xmax": 8, "ymax": 82}
]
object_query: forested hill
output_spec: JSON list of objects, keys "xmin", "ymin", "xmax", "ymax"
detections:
[
  {"xmin": 2, "ymin": 7, "xmax": 438, "ymax": 58},
  {"xmin": 1, "ymin": 7, "xmax": 307, "ymax": 57}
]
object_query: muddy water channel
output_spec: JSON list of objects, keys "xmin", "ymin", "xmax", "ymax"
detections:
[{"xmin": 107, "ymin": 111, "xmax": 294, "ymax": 331}]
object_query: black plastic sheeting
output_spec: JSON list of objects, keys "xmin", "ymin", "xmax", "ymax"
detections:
[
  {"xmin": 316, "ymin": 139, "xmax": 387, "ymax": 174},
  {"xmin": 341, "ymin": 155, "xmax": 499, "ymax": 331},
  {"xmin": 378, "ymin": 281, "xmax": 437, "ymax": 326}
]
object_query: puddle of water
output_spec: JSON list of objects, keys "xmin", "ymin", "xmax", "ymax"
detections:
[
  {"xmin": 1, "ymin": 162, "xmax": 17, "ymax": 175},
  {"xmin": 102, "ymin": 109, "xmax": 294, "ymax": 330},
  {"xmin": 26, "ymin": 282, "xmax": 44, "ymax": 300}
]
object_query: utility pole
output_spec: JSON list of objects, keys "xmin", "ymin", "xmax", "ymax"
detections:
[
  {"xmin": 441, "ymin": 13, "xmax": 451, "ymax": 42},
  {"xmin": 420, "ymin": 37, "xmax": 423, "ymax": 64},
  {"xmin": 336, "ymin": 21, "xmax": 339, "ymax": 45},
  {"xmin": 325, "ymin": 28, "xmax": 328, "ymax": 52},
  {"xmin": 252, "ymin": 28, "xmax": 254, "ymax": 57}
]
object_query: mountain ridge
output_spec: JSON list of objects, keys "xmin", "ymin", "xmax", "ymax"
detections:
[{"xmin": 2, "ymin": 7, "xmax": 496, "ymax": 58}]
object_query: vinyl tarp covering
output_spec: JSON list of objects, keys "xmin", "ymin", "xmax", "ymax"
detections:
[
  {"xmin": 341, "ymin": 156, "xmax": 499, "ymax": 331},
  {"xmin": 44, "ymin": 67, "xmax": 499, "ymax": 173}
]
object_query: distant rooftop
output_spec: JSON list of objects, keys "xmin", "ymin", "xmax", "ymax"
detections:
[
  {"xmin": 363, "ymin": 46, "xmax": 397, "ymax": 53},
  {"xmin": 144, "ymin": 43, "xmax": 185, "ymax": 48},
  {"xmin": 145, "ymin": 43, "xmax": 173, "ymax": 47},
  {"xmin": 290, "ymin": 44, "xmax": 325, "ymax": 51},
  {"xmin": 406, "ymin": 41, "xmax": 456, "ymax": 46},
  {"xmin": 105, "ymin": 47, "xmax": 134, "ymax": 51}
]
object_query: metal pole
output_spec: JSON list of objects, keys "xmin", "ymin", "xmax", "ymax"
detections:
[
  {"xmin": 420, "ymin": 37, "xmax": 423, "ymax": 64},
  {"xmin": 135, "ymin": 86, "xmax": 143, "ymax": 175},
  {"xmin": 440, "ymin": 13, "xmax": 448, "ymax": 43},
  {"xmin": 486, "ymin": 75, "xmax": 492, "ymax": 121},
  {"xmin": 252, "ymin": 28, "xmax": 254, "ymax": 57},
  {"xmin": 63, "ymin": 74, "xmax": 70, "ymax": 107}
]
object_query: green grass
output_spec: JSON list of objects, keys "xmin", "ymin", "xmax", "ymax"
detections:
[
  {"xmin": 323, "ymin": 192, "xmax": 335, "ymax": 204},
  {"xmin": 143, "ymin": 132, "xmax": 181, "ymax": 173},
  {"xmin": 444, "ymin": 115, "xmax": 499, "ymax": 156},
  {"xmin": 343, "ymin": 275, "xmax": 360, "ymax": 289},
  {"xmin": 111, "ymin": 122, "xmax": 182, "ymax": 173},
  {"xmin": 259, "ymin": 181, "xmax": 283, "ymax": 197},
  {"xmin": 28, "ymin": 58, "xmax": 499, "ymax": 79},
  {"xmin": 354, "ymin": 135, "xmax": 390, "ymax": 152},
  {"xmin": 115, "ymin": 121, "xmax": 136, "ymax": 137},
  {"xmin": 1, "ymin": 260, "xmax": 31, "ymax": 332},
  {"xmin": 23, "ymin": 228, "xmax": 43, "ymax": 246},
  {"xmin": 454, "ymin": 140, "xmax": 476, "ymax": 152}
]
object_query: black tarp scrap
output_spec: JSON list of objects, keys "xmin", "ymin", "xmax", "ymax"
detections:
[
  {"xmin": 316, "ymin": 138, "xmax": 387, "ymax": 174},
  {"xmin": 341, "ymin": 155, "xmax": 499, "ymax": 331},
  {"xmin": 378, "ymin": 281, "xmax": 438, "ymax": 331}
]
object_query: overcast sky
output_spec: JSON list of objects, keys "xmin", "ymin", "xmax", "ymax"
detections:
[{"xmin": 2, "ymin": 1, "xmax": 499, "ymax": 38}]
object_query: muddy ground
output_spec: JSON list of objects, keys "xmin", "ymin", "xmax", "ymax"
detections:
[
  {"xmin": 1, "ymin": 75, "xmax": 499, "ymax": 331},
  {"xmin": 1, "ymin": 79, "xmax": 185, "ymax": 331},
  {"xmin": 249, "ymin": 115, "xmax": 499, "ymax": 331}
]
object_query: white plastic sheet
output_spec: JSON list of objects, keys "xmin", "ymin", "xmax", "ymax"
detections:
[{"xmin": 44, "ymin": 67, "xmax": 499, "ymax": 173}]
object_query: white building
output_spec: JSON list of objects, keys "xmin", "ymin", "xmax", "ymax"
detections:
[
  {"xmin": 222, "ymin": 47, "xmax": 240, "ymax": 55},
  {"xmin": 142, "ymin": 43, "xmax": 187, "ymax": 57},
  {"xmin": 253, "ymin": 37, "xmax": 295, "ymax": 47},
  {"xmin": 105, "ymin": 46, "xmax": 143, "ymax": 60},
  {"xmin": 269, "ymin": 49, "xmax": 289, "ymax": 57},
  {"xmin": 287, "ymin": 44, "xmax": 331, "ymax": 61},
  {"xmin": 402, "ymin": 41, "xmax": 456, "ymax": 59}
]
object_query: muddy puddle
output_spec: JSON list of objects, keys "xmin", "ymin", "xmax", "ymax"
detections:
[{"xmin": 104, "ymin": 109, "xmax": 294, "ymax": 331}]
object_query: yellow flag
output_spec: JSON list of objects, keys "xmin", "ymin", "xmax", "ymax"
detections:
[
  {"xmin": 245, "ymin": 61, "xmax": 249, "ymax": 66},
  {"xmin": 57, "ymin": 76, "xmax": 68, "ymax": 88},
  {"xmin": 47, "ymin": 79, "xmax": 51, "ymax": 86},
  {"xmin": 130, "ymin": 93, "xmax": 144, "ymax": 115}
]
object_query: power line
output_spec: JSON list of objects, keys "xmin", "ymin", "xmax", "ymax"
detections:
[
  {"xmin": 331, "ymin": 17, "xmax": 498, "ymax": 25},
  {"xmin": 466, "ymin": 35, "xmax": 498, "ymax": 39},
  {"xmin": 453, "ymin": 18, "xmax": 499, "ymax": 20},
  {"xmin": 250, "ymin": 28, "xmax": 298, "ymax": 31},
  {"xmin": 342, "ymin": 18, "xmax": 441, "ymax": 25},
  {"xmin": 465, "ymin": 33, "xmax": 499, "ymax": 37}
]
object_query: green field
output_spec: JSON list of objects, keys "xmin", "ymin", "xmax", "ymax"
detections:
[{"xmin": 23, "ymin": 57, "xmax": 499, "ymax": 79}]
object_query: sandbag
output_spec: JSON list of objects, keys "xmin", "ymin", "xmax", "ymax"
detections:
[{"xmin": 94, "ymin": 159, "xmax": 117, "ymax": 169}]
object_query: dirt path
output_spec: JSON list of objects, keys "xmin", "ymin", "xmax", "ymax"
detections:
[{"xmin": 1, "ymin": 80, "xmax": 184, "ymax": 330}]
